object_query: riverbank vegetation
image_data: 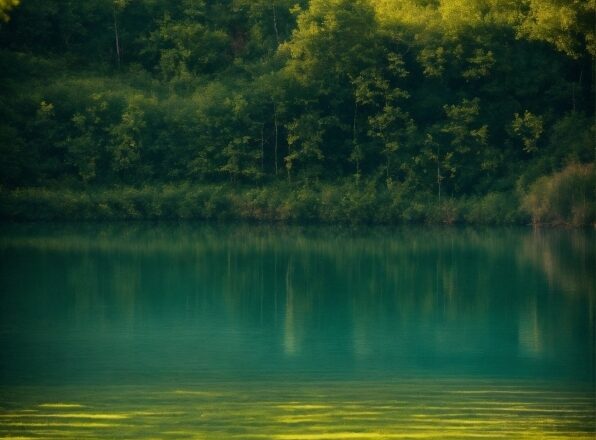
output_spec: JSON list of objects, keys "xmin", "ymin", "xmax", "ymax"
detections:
[
  {"xmin": 0, "ymin": 0, "xmax": 593, "ymax": 225},
  {"xmin": 0, "ymin": 181, "xmax": 525, "ymax": 224}
]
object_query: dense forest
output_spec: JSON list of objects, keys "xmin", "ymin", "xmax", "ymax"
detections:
[{"xmin": 0, "ymin": 0, "xmax": 594, "ymax": 225}]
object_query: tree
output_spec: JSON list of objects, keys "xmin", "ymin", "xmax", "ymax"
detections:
[
  {"xmin": 0, "ymin": 0, "xmax": 19, "ymax": 22},
  {"xmin": 285, "ymin": 113, "xmax": 325, "ymax": 182},
  {"xmin": 511, "ymin": 110, "xmax": 543, "ymax": 154},
  {"xmin": 143, "ymin": 1, "xmax": 231, "ymax": 82},
  {"xmin": 281, "ymin": 0, "xmax": 379, "ymax": 88},
  {"xmin": 219, "ymin": 93, "xmax": 263, "ymax": 182},
  {"xmin": 65, "ymin": 94, "xmax": 116, "ymax": 183},
  {"xmin": 352, "ymin": 55, "xmax": 413, "ymax": 185},
  {"xmin": 518, "ymin": 0, "xmax": 596, "ymax": 58},
  {"xmin": 439, "ymin": 98, "xmax": 491, "ymax": 194},
  {"xmin": 110, "ymin": 95, "xmax": 148, "ymax": 179}
]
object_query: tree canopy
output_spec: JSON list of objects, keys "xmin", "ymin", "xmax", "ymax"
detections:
[{"xmin": 0, "ymin": 0, "xmax": 593, "ymax": 223}]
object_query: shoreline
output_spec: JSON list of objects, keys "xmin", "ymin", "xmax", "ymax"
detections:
[{"xmin": 0, "ymin": 183, "xmax": 593, "ymax": 227}]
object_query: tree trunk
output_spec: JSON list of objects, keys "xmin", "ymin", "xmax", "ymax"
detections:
[
  {"xmin": 261, "ymin": 123, "xmax": 265, "ymax": 172},
  {"xmin": 437, "ymin": 144, "xmax": 441, "ymax": 202},
  {"xmin": 353, "ymin": 100, "xmax": 359, "ymax": 176},
  {"xmin": 286, "ymin": 146, "xmax": 291, "ymax": 184},
  {"xmin": 272, "ymin": 1, "xmax": 280, "ymax": 46},
  {"xmin": 113, "ymin": 7, "xmax": 121, "ymax": 68},
  {"xmin": 274, "ymin": 102, "xmax": 279, "ymax": 176}
]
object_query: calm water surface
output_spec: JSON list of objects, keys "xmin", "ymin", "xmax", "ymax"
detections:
[{"xmin": 0, "ymin": 224, "xmax": 594, "ymax": 439}]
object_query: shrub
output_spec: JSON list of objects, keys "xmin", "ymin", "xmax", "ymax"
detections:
[
  {"xmin": 522, "ymin": 163, "xmax": 595, "ymax": 226},
  {"xmin": 463, "ymin": 192, "xmax": 524, "ymax": 225}
]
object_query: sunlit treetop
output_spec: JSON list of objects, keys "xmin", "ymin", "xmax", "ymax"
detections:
[
  {"xmin": 0, "ymin": 0, "xmax": 19, "ymax": 22},
  {"xmin": 370, "ymin": 0, "xmax": 594, "ymax": 58},
  {"xmin": 518, "ymin": 0, "xmax": 595, "ymax": 58}
]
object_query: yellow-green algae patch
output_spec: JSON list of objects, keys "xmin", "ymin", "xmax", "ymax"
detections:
[
  {"xmin": 0, "ymin": 380, "xmax": 593, "ymax": 439},
  {"xmin": 0, "ymin": 413, "xmax": 128, "ymax": 420},
  {"xmin": 0, "ymin": 437, "xmax": 38, "ymax": 440},
  {"xmin": 1, "ymin": 422, "xmax": 122, "ymax": 428},
  {"xmin": 38, "ymin": 404, "xmax": 84, "ymax": 409},
  {"xmin": 276, "ymin": 404, "xmax": 333, "ymax": 410}
]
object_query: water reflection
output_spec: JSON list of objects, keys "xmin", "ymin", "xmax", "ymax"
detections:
[{"xmin": 0, "ymin": 224, "xmax": 594, "ymax": 386}]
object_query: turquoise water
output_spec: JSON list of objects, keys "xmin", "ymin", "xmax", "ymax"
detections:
[{"xmin": 0, "ymin": 224, "xmax": 594, "ymax": 438}]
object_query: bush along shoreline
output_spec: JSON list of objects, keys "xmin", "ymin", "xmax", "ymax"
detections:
[{"xmin": 1, "ymin": 163, "xmax": 593, "ymax": 226}]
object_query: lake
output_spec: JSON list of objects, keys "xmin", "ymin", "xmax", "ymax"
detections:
[{"xmin": 0, "ymin": 224, "xmax": 594, "ymax": 439}]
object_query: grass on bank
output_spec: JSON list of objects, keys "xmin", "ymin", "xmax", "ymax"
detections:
[
  {"xmin": 0, "ymin": 163, "xmax": 593, "ymax": 226},
  {"xmin": 0, "ymin": 183, "xmax": 522, "ymax": 225}
]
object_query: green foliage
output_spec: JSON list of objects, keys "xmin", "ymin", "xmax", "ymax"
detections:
[
  {"xmin": 285, "ymin": 113, "xmax": 325, "ymax": 181},
  {"xmin": 143, "ymin": 7, "xmax": 231, "ymax": 81},
  {"xmin": 0, "ymin": 181, "xmax": 526, "ymax": 226},
  {"xmin": 109, "ymin": 95, "xmax": 147, "ymax": 177},
  {"xmin": 439, "ymin": 98, "xmax": 493, "ymax": 194},
  {"xmin": 463, "ymin": 192, "xmax": 525, "ymax": 225},
  {"xmin": 0, "ymin": 0, "xmax": 593, "ymax": 225},
  {"xmin": 518, "ymin": 0, "xmax": 596, "ymax": 58},
  {"xmin": 0, "ymin": 0, "xmax": 19, "ymax": 22},
  {"xmin": 281, "ymin": 0, "xmax": 378, "ymax": 84},
  {"xmin": 511, "ymin": 110, "xmax": 543, "ymax": 153}
]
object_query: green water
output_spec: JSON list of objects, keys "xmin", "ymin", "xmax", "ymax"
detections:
[{"xmin": 0, "ymin": 224, "xmax": 594, "ymax": 439}]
